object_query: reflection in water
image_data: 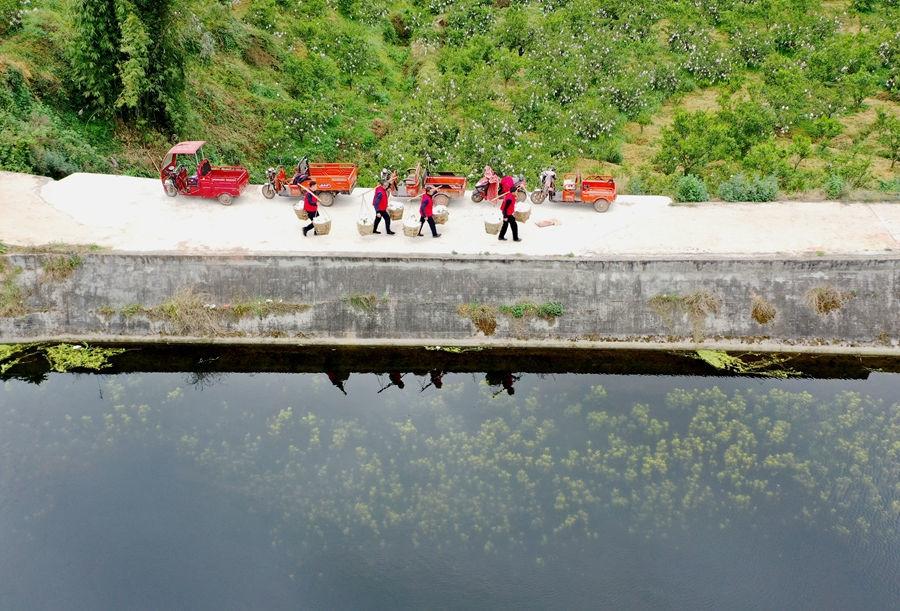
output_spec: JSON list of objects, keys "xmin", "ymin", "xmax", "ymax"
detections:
[{"xmin": 1, "ymin": 368, "xmax": 898, "ymax": 610}]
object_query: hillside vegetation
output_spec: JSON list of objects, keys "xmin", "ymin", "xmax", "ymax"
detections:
[{"xmin": 0, "ymin": 0, "xmax": 898, "ymax": 200}]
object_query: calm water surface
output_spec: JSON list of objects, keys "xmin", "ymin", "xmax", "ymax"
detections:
[{"xmin": 1, "ymin": 366, "xmax": 898, "ymax": 610}]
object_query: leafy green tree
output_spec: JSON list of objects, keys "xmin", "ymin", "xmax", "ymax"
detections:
[
  {"xmin": 69, "ymin": 0, "xmax": 184, "ymax": 126},
  {"xmin": 873, "ymin": 109, "xmax": 900, "ymax": 168},
  {"xmin": 71, "ymin": 0, "xmax": 121, "ymax": 110},
  {"xmin": 654, "ymin": 110, "xmax": 735, "ymax": 176},
  {"xmin": 788, "ymin": 134, "xmax": 812, "ymax": 170}
]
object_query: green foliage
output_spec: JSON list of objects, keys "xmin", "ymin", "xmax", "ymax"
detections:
[
  {"xmin": 825, "ymin": 174, "xmax": 845, "ymax": 199},
  {"xmin": 0, "ymin": 0, "xmax": 21, "ymax": 35},
  {"xmin": 0, "ymin": 0, "xmax": 896, "ymax": 193},
  {"xmin": 344, "ymin": 294, "xmax": 378, "ymax": 313},
  {"xmin": 674, "ymin": 174, "xmax": 709, "ymax": 202},
  {"xmin": 654, "ymin": 110, "xmax": 735, "ymax": 176},
  {"xmin": 873, "ymin": 109, "xmax": 900, "ymax": 167},
  {"xmin": 499, "ymin": 301, "xmax": 564, "ymax": 320},
  {"xmin": 43, "ymin": 343, "xmax": 125, "ymax": 372},
  {"xmin": 717, "ymin": 174, "xmax": 779, "ymax": 202},
  {"xmin": 0, "ymin": 258, "xmax": 26, "ymax": 317},
  {"xmin": 70, "ymin": 0, "xmax": 185, "ymax": 126},
  {"xmin": 40, "ymin": 254, "xmax": 83, "ymax": 281}
]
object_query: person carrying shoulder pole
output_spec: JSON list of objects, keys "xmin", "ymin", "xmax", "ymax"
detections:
[
  {"xmin": 418, "ymin": 186, "xmax": 440, "ymax": 238},
  {"xmin": 498, "ymin": 181, "xmax": 520, "ymax": 242},
  {"xmin": 372, "ymin": 179, "xmax": 394, "ymax": 235},
  {"xmin": 301, "ymin": 179, "xmax": 319, "ymax": 237}
]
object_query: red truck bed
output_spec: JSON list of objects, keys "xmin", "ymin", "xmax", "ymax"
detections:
[{"xmin": 206, "ymin": 166, "xmax": 250, "ymax": 196}]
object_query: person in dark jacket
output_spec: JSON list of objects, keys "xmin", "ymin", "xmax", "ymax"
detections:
[
  {"xmin": 292, "ymin": 157, "xmax": 310, "ymax": 185},
  {"xmin": 498, "ymin": 188, "xmax": 520, "ymax": 241},
  {"xmin": 372, "ymin": 180, "xmax": 394, "ymax": 235},
  {"xmin": 418, "ymin": 186, "xmax": 440, "ymax": 238},
  {"xmin": 301, "ymin": 180, "xmax": 319, "ymax": 237}
]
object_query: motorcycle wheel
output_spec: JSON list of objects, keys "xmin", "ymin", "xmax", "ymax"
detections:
[
  {"xmin": 516, "ymin": 188, "xmax": 526, "ymax": 202},
  {"xmin": 317, "ymin": 192, "xmax": 335, "ymax": 207},
  {"xmin": 593, "ymin": 198, "xmax": 611, "ymax": 213},
  {"xmin": 530, "ymin": 191, "xmax": 547, "ymax": 205},
  {"xmin": 218, "ymin": 193, "xmax": 234, "ymax": 206},
  {"xmin": 164, "ymin": 180, "xmax": 177, "ymax": 197},
  {"xmin": 471, "ymin": 190, "xmax": 484, "ymax": 203},
  {"xmin": 262, "ymin": 183, "xmax": 276, "ymax": 199}
]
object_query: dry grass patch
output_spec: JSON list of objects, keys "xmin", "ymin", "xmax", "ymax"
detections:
[
  {"xmin": 457, "ymin": 303, "xmax": 498, "ymax": 336},
  {"xmin": 41, "ymin": 254, "xmax": 82, "ymax": 282},
  {"xmin": 750, "ymin": 294, "xmax": 776, "ymax": 325},
  {"xmin": 806, "ymin": 285, "xmax": 854, "ymax": 316},
  {"xmin": 0, "ymin": 259, "xmax": 26, "ymax": 317},
  {"xmin": 152, "ymin": 288, "xmax": 223, "ymax": 336}
]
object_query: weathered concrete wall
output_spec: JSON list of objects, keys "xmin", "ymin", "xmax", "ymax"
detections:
[{"xmin": 1, "ymin": 253, "xmax": 898, "ymax": 348}]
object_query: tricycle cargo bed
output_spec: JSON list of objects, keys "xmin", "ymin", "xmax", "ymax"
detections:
[
  {"xmin": 208, "ymin": 167, "xmax": 250, "ymax": 193},
  {"xmin": 309, "ymin": 163, "xmax": 358, "ymax": 193}
]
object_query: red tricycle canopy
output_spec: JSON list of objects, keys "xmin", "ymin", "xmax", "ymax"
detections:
[{"xmin": 166, "ymin": 141, "xmax": 207, "ymax": 156}]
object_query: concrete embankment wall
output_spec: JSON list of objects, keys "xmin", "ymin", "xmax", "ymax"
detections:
[{"xmin": 1, "ymin": 253, "xmax": 898, "ymax": 349}]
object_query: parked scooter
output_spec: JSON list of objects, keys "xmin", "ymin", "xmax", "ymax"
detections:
[
  {"xmin": 530, "ymin": 168, "xmax": 557, "ymax": 204},
  {"xmin": 471, "ymin": 166, "xmax": 500, "ymax": 202},
  {"xmin": 472, "ymin": 166, "xmax": 527, "ymax": 202}
]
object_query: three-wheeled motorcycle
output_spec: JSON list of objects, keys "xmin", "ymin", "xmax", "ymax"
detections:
[
  {"xmin": 262, "ymin": 157, "xmax": 358, "ymax": 206},
  {"xmin": 530, "ymin": 169, "xmax": 617, "ymax": 212},
  {"xmin": 160, "ymin": 141, "xmax": 249, "ymax": 206}
]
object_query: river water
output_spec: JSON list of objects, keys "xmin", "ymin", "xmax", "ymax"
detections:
[{"xmin": 1, "ymin": 358, "xmax": 898, "ymax": 610}]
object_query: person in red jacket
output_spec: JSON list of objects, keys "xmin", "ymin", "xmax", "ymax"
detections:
[
  {"xmin": 499, "ymin": 174, "xmax": 515, "ymax": 197},
  {"xmin": 417, "ymin": 186, "xmax": 440, "ymax": 238},
  {"xmin": 301, "ymin": 180, "xmax": 319, "ymax": 237},
  {"xmin": 372, "ymin": 179, "xmax": 394, "ymax": 235},
  {"xmin": 498, "ymin": 187, "xmax": 521, "ymax": 241}
]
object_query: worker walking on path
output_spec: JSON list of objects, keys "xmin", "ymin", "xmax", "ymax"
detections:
[
  {"xmin": 301, "ymin": 180, "xmax": 319, "ymax": 237},
  {"xmin": 372, "ymin": 179, "xmax": 394, "ymax": 235},
  {"xmin": 418, "ymin": 186, "xmax": 440, "ymax": 238},
  {"xmin": 498, "ymin": 184, "xmax": 520, "ymax": 242}
]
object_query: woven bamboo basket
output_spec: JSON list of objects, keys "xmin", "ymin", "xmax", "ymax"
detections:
[
  {"xmin": 388, "ymin": 203, "xmax": 404, "ymax": 221},
  {"xmin": 433, "ymin": 205, "xmax": 449, "ymax": 225},
  {"xmin": 357, "ymin": 218, "xmax": 374, "ymax": 236},
  {"xmin": 313, "ymin": 213, "xmax": 332, "ymax": 235},
  {"xmin": 514, "ymin": 202, "xmax": 532, "ymax": 223},
  {"xmin": 403, "ymin": 214, "xmax": 421, "ymax": 237},
  {"xmin": 484, "ymin": 212, "xmax": 502, "ymax": 235},
  {"xmin": 292, "ymin": 202, "xmax": 309, "ymax": 221}
]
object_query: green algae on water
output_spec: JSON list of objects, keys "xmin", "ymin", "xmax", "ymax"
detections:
[
  {"xmin": 0, "ymin": 344, "xmax": 32, "ymax": 373},
  {"xmin": 695, "ymin": 349, "xmax": 800, "ymax": 378},
  {"xmin": 44, "ymin": 343, "xmax": 125, "ymax": 372}
]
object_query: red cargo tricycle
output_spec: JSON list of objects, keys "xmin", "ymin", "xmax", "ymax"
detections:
[
  {"xmin": 383, "ymin": 164, "xmax": 467, "ymax": 206},
  {"xmin": 262, "ymin": 157, "xmax": 358, "ymax": 206},
  {"xmin": 160, "ymin": 141, "xmax": 249, "ymax": 205},
  {"xmin": 530, "ymin": 169, "xmax": 617, "ymax": 212}
]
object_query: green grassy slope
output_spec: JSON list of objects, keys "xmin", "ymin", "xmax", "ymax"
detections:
[{"xmin": 0, "ymin": 0, "xmax": 897, "ymax": 200}]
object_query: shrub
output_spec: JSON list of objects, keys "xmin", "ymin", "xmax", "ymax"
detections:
[
  {"xmin": 825, "ymin": 175, "xmax": 845, "ymax": 199},
  {"xmin": 626, "ymin": 175, "xmax": 646, "ymax": 195},
  {"xmin": 717, "ymin": 174, "xmax": 779, "ymax": 202},
  {"xmin": 675, "ymin": 174, "xmax": 709, "ymax": 202}
]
